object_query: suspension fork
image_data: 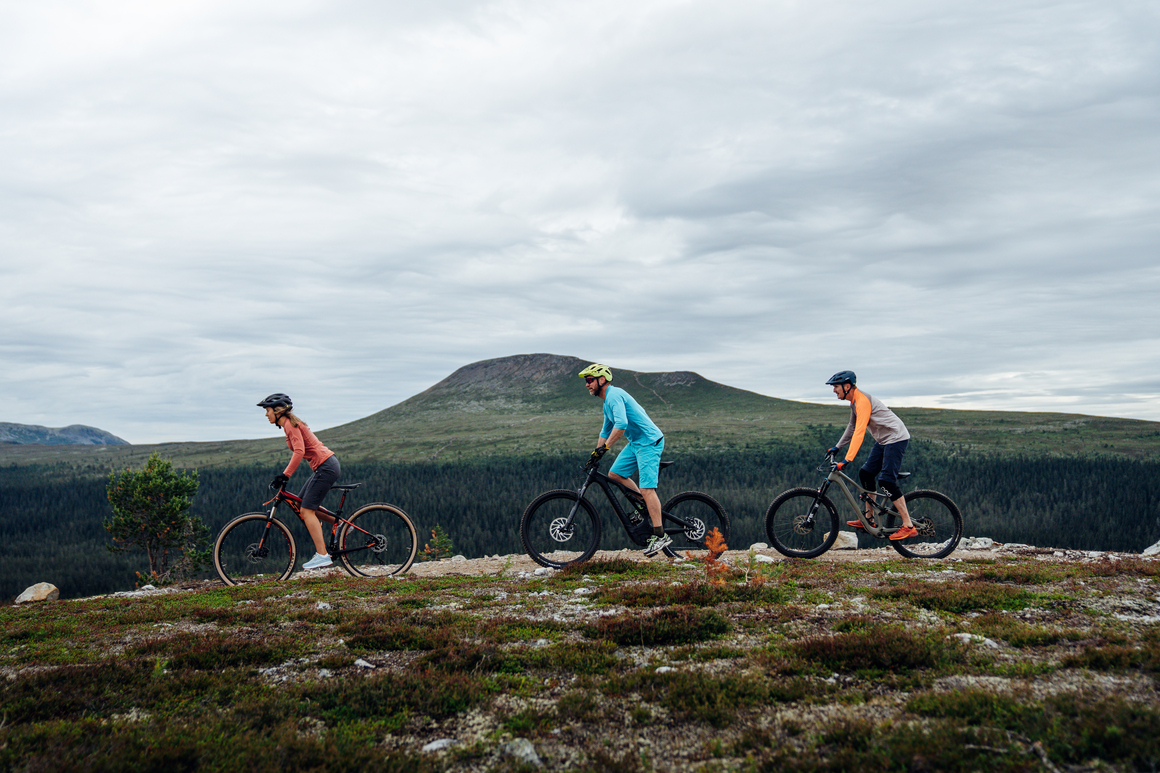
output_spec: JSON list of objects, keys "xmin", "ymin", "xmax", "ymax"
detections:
[
  {"xmin": 563, "ymin": 471, "xmax": 596, "ymax": 526},
  {"xmin": 799, "ymin": 478, "xmax": 833, "ymax": 524}
]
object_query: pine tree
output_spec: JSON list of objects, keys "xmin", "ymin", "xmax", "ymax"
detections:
[
  {"xmin": 105, "ymin": 452, "xmax": 208, "ymax": 585},
  {"xmin": 421, "ymin": 524, "xmax": 456, "ymax": 561}
]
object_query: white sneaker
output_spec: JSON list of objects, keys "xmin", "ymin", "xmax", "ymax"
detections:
[
  {"xmin": 303, "ymin": 552, "xmax": 333, "ymax": 570},
  {"xmin": 643, "ymin": 534, "xmax": 673, "ymax": 557}
]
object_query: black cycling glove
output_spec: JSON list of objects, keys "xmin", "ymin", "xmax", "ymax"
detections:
[
  {"xmin": 270, "ymin": 473, "xmax": 290, "ymax": 490},
  {"xmin": 584, "ymin": 446, "xmax": 608, "ymax": 470}
]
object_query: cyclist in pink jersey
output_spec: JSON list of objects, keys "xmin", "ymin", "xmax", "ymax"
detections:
[{"xmin": 258, "ymin": 393, "xmax": 341, "ymax": 570}]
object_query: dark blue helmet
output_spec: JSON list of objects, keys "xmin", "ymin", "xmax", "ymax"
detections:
[{"xmin": 825, "ymin": 371, "xmax": 856, "ymax": 387}]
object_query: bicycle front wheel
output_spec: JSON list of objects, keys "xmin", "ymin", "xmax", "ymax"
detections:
[
  {"xmin": 520, "ymin": 490, "xmax": 602, "ymax": 569},
  {"xmin": 765, "ymin": 488, "xmax": 840, "ymax": 559},
  {"xmin": 338, "ymin": 504, "xmax": 418, "ymax": 577},
  {"xmin": 662, "ymin": 491, "xmax": 730, "ymax": 557},
  {"xmin": 888, "ymin": 490, "xmax": 963, "ymax": 559},
  {"xmin": 214, "ymin": 512, "xmax": 296, "ymax": 587}
]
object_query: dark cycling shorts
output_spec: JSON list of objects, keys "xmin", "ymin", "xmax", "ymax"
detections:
[
  {"xmin": 861, "ymin": 439, "xmax": 908, "ymax": 483},
  {"xmin": 298, "ymin": 454, "xmax": 340, "ymax": 510}
]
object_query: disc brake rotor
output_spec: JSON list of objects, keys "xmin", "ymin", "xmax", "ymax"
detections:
[
  {"xmin": 549, "ymin": 517, "xmax": 575, "ymax": 543},
  {"xmin": 683, "ymin": 517, "xmax": 706, "ymax": 541},
  {"xmin": 792, "ymin": 514, "xmax": 816, "ymax": 535}
]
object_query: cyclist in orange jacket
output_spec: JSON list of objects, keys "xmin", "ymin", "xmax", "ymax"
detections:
[{"xmin": 825, "ymin": 371, "xmax": 918, "ymax": 540}]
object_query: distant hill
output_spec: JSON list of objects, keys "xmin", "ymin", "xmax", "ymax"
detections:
[
  {"xmin": 0, "ymin": 353, "xmax": 1158, "ymax": 471},
  {"xmin": 0, "ymin": 423, "xmax": 128, "ymax": 446},
  {"xmin": 319, "ymin": 353, "xmax": 819, "ymax": 462}
]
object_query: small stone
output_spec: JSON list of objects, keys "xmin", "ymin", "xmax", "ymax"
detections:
[
  {"xmin": 452, "ymin": 555, "xmax": 467, "ymax": 563},
  {"xmin": 423, "ymin": 739, "xmax": 457, "ymax": 753},
  {"xmin": 832, "ymin": 532, "xmax": 859, "ymax": 550},
  {"xmin": 750, "ymin": 542, "xmax": 769, "ymax": 550},
  {"xmin": 316, "ymin": 602, "xmax": 332, "ymax": 610},
  {"xmin": 14, "ymin": 583, "xmax": 59, "ymax": 604},
  {"xmin": 950, "ymin": 633, "xmax": 1000, "ymax": 649},
  {"xmin": 502, "ymin": 738, "xmax": 542, "ymax": 767},
  {"xmin": 656, "ymin": 666, "xmax": 676, "ymax": 674},
  {"xmin": 534, "ymin": 567, "xmax": 550, "ymax": 576},
  {"xmin": 755, "ymin": 554, "xmax": 775, "ymax": 564},
  {"xmin": 573, "ymin": 587, "xmax": 592, "ymax": 595},
  {"xmin": 1144, "ymin": 540, "xmax": 1160, "ymax": 557},
  {"xmin": 354, "ymin": 659, "xmax": 376, "ymax": 669}
]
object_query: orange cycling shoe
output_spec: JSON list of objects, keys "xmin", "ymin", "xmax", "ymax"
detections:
[
  {"xmin": 847, "ymin": 515, "xmax": 878, "ymax": 530},
  {"xmin": 890, "ymin": 525, "xmax": 918, "ymax": 541}
]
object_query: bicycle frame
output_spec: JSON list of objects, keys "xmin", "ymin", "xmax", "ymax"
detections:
[
  {"xmin": 813, "ymin": 467, "xmax": 906, "ymax": 539},
  {"xmin": 565, "ymin": 464, "xmax": 696, "ymax": 542},
  {"xmin": 260, "ymin": 486, "xmax": 379, "ymax": 559}
]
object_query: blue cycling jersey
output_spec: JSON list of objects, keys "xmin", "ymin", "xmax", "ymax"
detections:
[{"xmin": 601, "ymin": 385, "xmax": 664, "ymax": 445}]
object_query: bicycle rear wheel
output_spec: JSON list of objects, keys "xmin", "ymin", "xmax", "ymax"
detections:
[
  {"xmin": 520, "ymin": 490, "xmax": 602, "ymax": 569},
  {"xmin": 888, "ymin": 490, "xmax": 963, "ymax": 559},
  {"xmin": 338, "ymin": 503, "xmax": 418, "ymax": 577},
  {"xmin": 214, "ymin": 512, "xmax": 296, "ymax": 586},
  {"xmin": 661, "ymin": 491, "xmax": 730, "ymax": 557},
  {"xmin": 765, "ymin": 488, "xmax": 840, "ymax": 559}
]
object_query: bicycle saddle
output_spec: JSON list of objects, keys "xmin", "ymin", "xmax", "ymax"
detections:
[
  {"xmin": 660, "ymin": 460, "xmax": 675, "ymax": 470},
  {"xmin": 330, "ymin": 482, "xmax": 363, "ymax": 491}
]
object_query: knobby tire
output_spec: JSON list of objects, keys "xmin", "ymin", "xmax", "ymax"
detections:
[
  {"xmin": 765, "ymin": 488, "xmax": 841, "ymax": 559},
  {"xmin": 338, "ymin": 503, "xmax": 418, "ymax": 577},
  {"xmin": 214, "ymin": 512, "xmax": 296, "ymax": 587},
  {"xmin": 661, "ymin": 491, "xmax": 730, "ymax": 557},
  {"xmin": 520, "ymin": 489, "xmax": 602, "ymax": 569},
  {"xmin": 887, "ymin": 489, "xmax": 963, "ymax": 559}
]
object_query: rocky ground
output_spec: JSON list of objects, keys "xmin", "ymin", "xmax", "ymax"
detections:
[{"xmin": 5, "ymin": 543, "xmax": 1159, "ymax": 772}]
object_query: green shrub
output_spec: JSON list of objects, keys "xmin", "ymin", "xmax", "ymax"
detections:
[
  {"xmin": 872, "ymin": 581, "xmax": 1035, "ymax": 612},
  {"xmin": 792, "ymin": 624, "xmax": 967, "ymax": 674},
  {"xmin": 584, "ymin": 606, "xmax": 729, "ymax": 646}
]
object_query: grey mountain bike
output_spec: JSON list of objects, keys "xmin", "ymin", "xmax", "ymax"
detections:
[
  {"xmin": 520, "ymin": 454, "xmax": 729, "ymax": 568},
  {"xmin": 765, "ymin": 452, "xmax": 963, "ymax": 559}
]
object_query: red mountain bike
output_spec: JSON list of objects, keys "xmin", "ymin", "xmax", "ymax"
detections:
[{"xmin": 212, "ymin": 482, "xmax": 417, "ymax": 586}]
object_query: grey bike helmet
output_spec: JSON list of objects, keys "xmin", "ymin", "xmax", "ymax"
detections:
[
  {"xmin": 824, "ymin": 371, "xmax": 857, "ymax": 386},
  {"xmin": 257, "ymin": 393, "xmax": 293, "ymax": 410}
]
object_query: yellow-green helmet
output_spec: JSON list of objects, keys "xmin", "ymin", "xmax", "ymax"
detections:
[{"xmin": 578, "ymin": 363, "xmax": 613, "ymax": 381}]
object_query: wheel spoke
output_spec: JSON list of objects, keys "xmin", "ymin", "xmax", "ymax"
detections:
[
  {"xmin": 766, "ymin": 489, "xmax": 840, "ymax": 559},
  {"xmin": 889, "ymin": 491, "xmax": 963, "ymax": 559},
  {"xmin": 214, "ymin": 514, "xmax": 295, "ymax": 586},
  {"xmin": 521, "ymin": 491, "xmax": 601, "ymax": 568},
  {"xmin": 662, "ymin": 492, "xmax": 729, "ymax": 556},
  {"xmin": 340, "ymin": 504, "xmax": 417, "ymax": 577}
]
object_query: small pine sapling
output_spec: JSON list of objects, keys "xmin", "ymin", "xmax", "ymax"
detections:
[{"xmin": 421, "ymin": 524, "xmax": 455, "ymax": 561}]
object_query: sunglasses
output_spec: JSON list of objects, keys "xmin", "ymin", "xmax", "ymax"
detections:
[{"xmin": 584, "ymin": 376, "xmax": 599, "ymax": 384}]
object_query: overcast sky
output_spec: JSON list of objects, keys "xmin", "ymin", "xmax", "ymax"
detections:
[{"xmin": 2, "ymin": 0, "xmax": 1158, "ymax": 444}]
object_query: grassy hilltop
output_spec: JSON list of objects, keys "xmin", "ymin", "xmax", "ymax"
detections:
[
  {"xmin": 2, "ymin": 551, "xmax": 1159, "ymax": 772},
  {"xmin": 3, "ymin": 353, "xmax": 1159, "ymax": 473}
]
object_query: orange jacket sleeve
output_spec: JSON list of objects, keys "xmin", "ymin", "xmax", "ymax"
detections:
[{"xmin": 844, "ymin": 390, "xmax": 872, "ymax": 462}]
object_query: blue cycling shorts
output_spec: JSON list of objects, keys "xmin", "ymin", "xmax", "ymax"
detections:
[{"xmin": 609, "ymin": 438, "xmax": 665, "ymax": 489}]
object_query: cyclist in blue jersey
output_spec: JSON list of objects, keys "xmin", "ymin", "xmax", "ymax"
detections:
[{"xmin": 578, "ymin": 363, "xmax": 672, "ymax": 556}]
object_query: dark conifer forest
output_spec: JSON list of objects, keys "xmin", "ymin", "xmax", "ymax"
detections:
[{"xmin": 4, "ymin": 440, "xmax": 1159, "ymax": 600}]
